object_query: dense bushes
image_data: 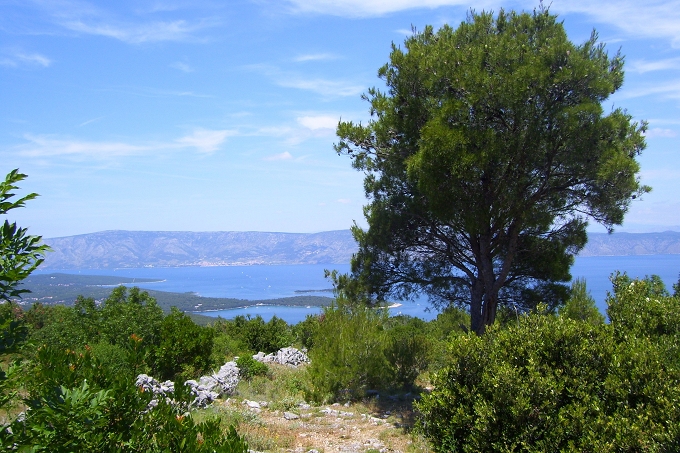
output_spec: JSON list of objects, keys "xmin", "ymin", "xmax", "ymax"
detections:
[
  {"xmin": 2, "ymin": 344, "xmax": 249, "ymax": 452},
  {"xmin": 416, "ymin": 274, "xmax": 680, "ymax": 452},
  {"xmin": 306, "ymin": 299, "xmax": 392, "ymax": 402},
  {"xmin": 305, "ymin": 298, "xmax": 455, "ymax": 402},
  {"xmin": 7, "ymin": 267, "xmax": 680, "ymax": 451},
  {"xmin": 235, "ymin": 355, "xmax": 269, "ymax": 380},
  {"xmin": 153, "ymin": 307, "xmax": 215, "ymax": 381}
]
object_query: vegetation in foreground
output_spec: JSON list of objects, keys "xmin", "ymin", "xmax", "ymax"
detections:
[{"xmin": 1, "ymin": 6, "xmax": 677, "ymax": 452}]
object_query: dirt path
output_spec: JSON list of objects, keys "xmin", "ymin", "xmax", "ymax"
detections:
[{"xmin": 217, "ymin": 397, "xmax": 430, "ymax": 453}]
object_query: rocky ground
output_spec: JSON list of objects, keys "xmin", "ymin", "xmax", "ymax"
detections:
[{"xmin": 211, "ymin": 396, "xmax": 430, "ymax": 453}]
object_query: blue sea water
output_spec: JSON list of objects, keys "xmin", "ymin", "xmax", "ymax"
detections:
[{"xmin": 37, "ymin": 255, "xmax": 680, "ymax": 324}]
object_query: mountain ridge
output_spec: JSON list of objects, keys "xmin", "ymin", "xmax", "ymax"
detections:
[{"xmin": 41, "ymin": 229, "xmax": 680, "ymax": 269}]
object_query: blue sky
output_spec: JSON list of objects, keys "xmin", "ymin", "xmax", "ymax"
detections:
[{"xmin": 1, "ymin": 0, "xmax": 679, "ymax": 239}]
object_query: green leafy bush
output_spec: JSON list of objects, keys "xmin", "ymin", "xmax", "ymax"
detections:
[
  {"xmin": 416, "ymin": 274, "xmax": 680, "ymax": 452},
  {"xmin": 28, "ymin": 288, "xmax": 164, "ymax": 362},
  {"xmin": 152, "ymin": 307, "xmax": 215, "ymax": 381},
  {"xmin": 237, "ymin": 315, "xmax": 293, "ymax": 354},
  {"xmin": 3, "ymin": 345, "xmax": 249, "ymax": 452},
  {"xmin": 236, "ymin": 355, "xmax": 269, "ymax": 381},
  {"xmin": 292, "ymin": 314, "xmax": 321, "ymax": 350},
  {"xmin": 559, "ymin": 278, "xmax": 605, "ymax": 325},
  {"xmin": 384, "ymin": 316, "xmax": 429, "ymax": 389},
  {"xmin": 306, "ymin": 299, "xmax": 391, "ymax": 402}
]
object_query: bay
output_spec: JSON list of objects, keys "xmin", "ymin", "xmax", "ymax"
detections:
[{"xmin": 36, "ymin": 255, "xmax": 680, "ymax": 324}]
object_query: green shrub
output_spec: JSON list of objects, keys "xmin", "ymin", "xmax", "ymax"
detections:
[
  {"xmin": 238, "ymin": 315, "xmax": 293, "ymax": 354},
  {"xmin": 306, "ymin": 299, "xmax": 391, "ymax": 402},
  {"xmin": 416, "ymin": 274, "xmax": 680, "ymax": 452},
  {"xmin": 559, "ymin": 278, "xmax": 604, "ymax": 325},
  {"xmin": 236, "ymin": 355, "xmax": 269, "ymax": 381},
  {"xmin": 384, "ymin": 319, "xmax": 429, "ymax": 390},
  {"xmin": 152, "ymin": 307, "xmax": 215, "ymax": 381},
  {"xmin": 3, "ymin": 344, "xmax": 249, "ymax": 452},
  {"xmin": 292, "ymin": 314, "xmax": 321, "ymax": 349}
]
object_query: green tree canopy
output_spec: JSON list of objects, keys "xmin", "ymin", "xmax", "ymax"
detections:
[{"xmin": 336, "ymin": 9, "xmax": 648, "ymax": 333}]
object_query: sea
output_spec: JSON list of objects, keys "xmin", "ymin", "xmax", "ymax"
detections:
[{"xmin": 36, "ymin": 255, "xmax": 680, "ymax": 325}]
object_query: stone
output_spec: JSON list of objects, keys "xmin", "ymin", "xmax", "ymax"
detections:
[
  {"xmin": 283, "ymin": 411, "xmax": 300, "ymax": 420},
  {"xmin": 245, "ymin": 400, "xmax": 261, "ymax": 409},
  {"xmin": 136, "ymin": 359, "xmax": 241, "ymax": 411},
  {"xmin": 252, "ymin": 347, "xmax": 310, "ymax": 367}
]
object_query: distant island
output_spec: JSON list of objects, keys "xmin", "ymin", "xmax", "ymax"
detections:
[
  {"xmin": 40, "ymin": 230, "xmax": 680, "ymax": 270},
  {"xmin": 42, "ymin": 230, "xmax": 355, "ymax": 269}
]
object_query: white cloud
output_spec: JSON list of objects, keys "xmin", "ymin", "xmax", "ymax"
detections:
[
  {"xmin": 285, "ymin": 0, "xmax": 680, "ymax": 46},
  {"xmin": 547, "ymin": 0, "xmax": 680, "ymax": 46},
  {"xmin": 63, "ymin": 19, "xmax": 205, "ymax": 44},
  {"xmin": 19, "ymin": 134, "xmax": 150, "ymax": 158},
  {"xmin": 644, "ymin": 128, "xmax": 677, "ymax": 139},
  {"xmin": 640, "ymin": 168, "xmax": 680, "ymax": 180},
  {"xmin": 285, "ymin": 0, "xmax": 484, "ymax": 17},
  {"xmin": 16, "ymin": 128, "xmax": 235, "ymax": 158},
  {"xmin": 630, "ymin": 57, "xmax": 680, "ymax": 73},
  {"xmin": 297, "ymin": 115, "xmax": 338, "ymax": 130},
  {"xmin": 0, "ymin": 51, "xmax": 52, "ymax": 68},
  {"xmin": 244, "ymin": 63, "xmax": 365, "ymax": 98},
  {"xmin": 337, "ymin": 198, "xmax": 351, "ymax": 204},
  {"xmin": 77, "ymin": 117, "xmax": 103, "ymax": 127},
  {"xmin": 16, "ymin": 52, "xmax": 52, "ymax": 67},
  {"xmin": 174, "ymin": 129, "xmax": 236, "ymax": 153},
  {"xmin": 395, "ymin": 28, "xmax": 415, "ymax": 36},
  {"xmin": 170, "ymin": 61, "xmax": 194, "ymax": 72},
  {"xmin": 278, "ymin": 77, "xmax": 364, "ymax": 97},
  {"xmin": 264, "ymin": 151, "xmax": 293, "ymax": 161},
  {"xmin": 27, "ymin": 1, "xmax": 215, "ymax": 44},
  {"xmin": 294, "ymin": 53, "xmax": 338, "ymax": 62},
  {"xmin": 619, "ymin": 80, "xmax": 680, "ymax": 100}
]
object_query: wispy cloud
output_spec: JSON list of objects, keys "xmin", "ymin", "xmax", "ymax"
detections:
[
  {"xmin": 77, "ymin": 117, "xmax": 103, "ymax": 127},
  {"xmin": 285, "ymin": 0, "xmax": 680, "ymax": 47},
  {"xmin": 630, "ymin": 57, "xmax": 680, "ymax": 73},
  {"xmin": 284, "ymin": 0, "xmax": 483, "ymax": 17},
  {"xmin": 19, "ymin": 134, "xmax": 150, "ymax": 158},
  {"xmin": 170, "ymin": 61, "xmax": 194, "ymax": 72},
  {"xmin": 395, "ymin": 28, "xmax": 415, "ymax": 36},
  {"xmin": 278, "ymin": 77, "xmax": 364, "ymax": 97},
  {"xmin": 24, "ymin": 1, "xmax": 217, "ymax": 44},
  {"xmin": 294, "ymin": 53, "xmax": 338, "ymax": 62},
  {"xmin": 297, "ymin": 115, "xmax": 338, "ymax": 130},
  {"xmin": 644, "ymin": 128, "xmax": 677, "ymax": 139},
  {"xmin": 547, "ymin": 0, "xmax": 680, "ymax": 46},
  {"xmin": 0, "ymin": 50, "xmax": 52, "ymax": 68},
  {"xmin": 175, "ymin": 129, "xmax": 236, "ymax": 153},
  {"xmin": 336, "ymin": 198, "xmax": 351, "ymax": 204},
  {"xmin": 16, "ymin": 128, "xmax": 236, "ymax": 158},
  {"xmin": 619, "ymin": 80, "xmax": 680, "ymax": 100},
  {"xmin": 63, "ymin": 19, "xmax": 207, "ymax": 44},
  {"xmin": 244, "ymin": 63, "xmax": 365, "ymax": 98},
  {"xmin": 263, "ymin": 151, "xmax": 294, "ymax": 161}
]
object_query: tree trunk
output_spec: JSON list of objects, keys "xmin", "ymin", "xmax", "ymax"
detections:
[
  {"xmin": 479, "ymin": 291, "xmax": 497, "ymax": 335},
  {"xmin": 469, "ymin": 279, "xmax": 484, "ymax": 334}
]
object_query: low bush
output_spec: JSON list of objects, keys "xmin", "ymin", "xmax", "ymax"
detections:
[
  {"xmin": 236, "ymin": 355, "xmax": 269, "ymax": 381},
  {"xmin": 3, "ymin": 344, "xmax": 249, "ymax": 452},
  {"xmin": 152, "ymin": 307, "xmax": 215, "ymax": 381},
  {"xmin": 416, "ymin": 274, "xmax": 680, "ymax": 452},
  {"xmin": 306, "ymin": 299, "xmax": 391, "ymax": 402}
]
